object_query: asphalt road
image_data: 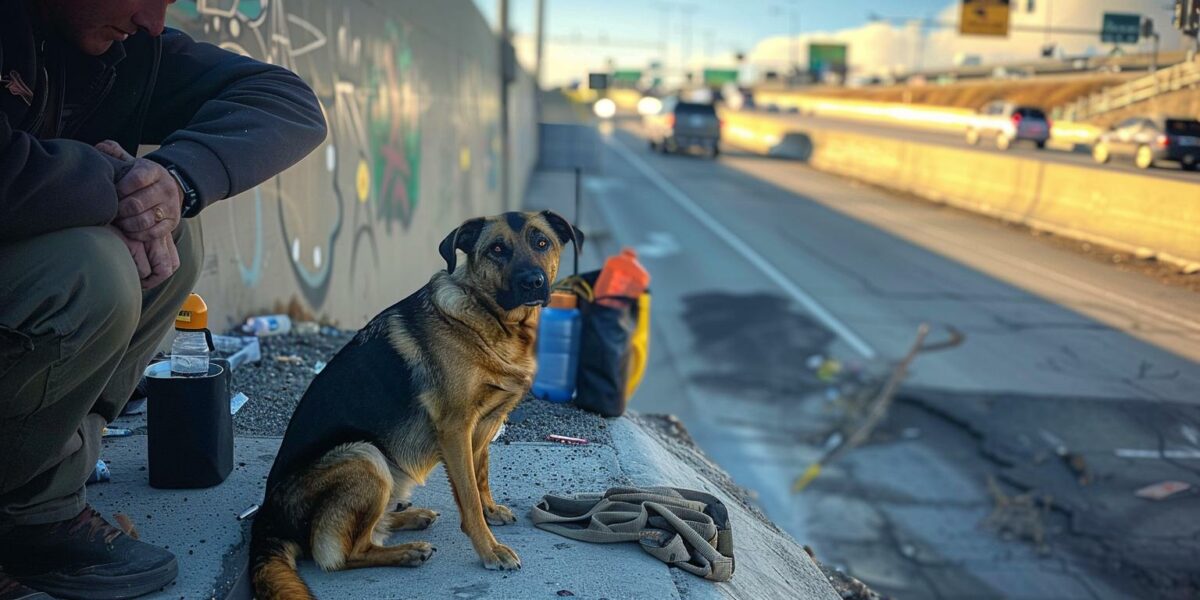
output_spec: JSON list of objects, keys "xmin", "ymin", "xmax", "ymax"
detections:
[
  {"xmin": 757, "ymin": 110, "xmax": 1200, "ymax": 184},
  {"xmin": 571, "ymin": 122, "xmax": 1200, "ymax": 599}
]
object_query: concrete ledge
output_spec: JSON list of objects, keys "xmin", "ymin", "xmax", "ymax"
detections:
[
  {"xmin": 722, "ymin": 110, "xmax": 1200, "ymax": 269},
  {"xmin": 89, "ymin": 416, "xmax": 837, "ymax": 599}
]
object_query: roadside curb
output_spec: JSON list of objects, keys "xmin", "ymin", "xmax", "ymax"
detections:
[{"xmin": 89, "ymin": 411, "xmax": 839, "ymax": 599}]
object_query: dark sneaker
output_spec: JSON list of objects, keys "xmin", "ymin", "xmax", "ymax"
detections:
[
  {"xmin": 0, "ymin": 506, "xmax": 176, "ymax": 600},
  {"xmin": 0, "ymin": 569, "xmax": 54, "ymax": 600}
]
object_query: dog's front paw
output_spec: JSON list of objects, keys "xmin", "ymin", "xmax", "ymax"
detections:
[
  {"xmin": 481, "ymin": 543, "xmax": 522, "ymax": 571},
  {"xmin": 484, "ymin": 503, "xmax": 517, "ymax": 526}
]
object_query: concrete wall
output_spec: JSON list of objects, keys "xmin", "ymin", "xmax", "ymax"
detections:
[
  {"xmin": 723, "ymin": 111, "xmax": 1200, "ymax": 269},
  {"xmin": 166, "ymin": 0, "xmax": 538, "ymax": 329}
]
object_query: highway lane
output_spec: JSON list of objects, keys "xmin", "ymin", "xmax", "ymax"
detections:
[
  {"xmin": 752, "ymin": 109, "xmax": 1200, "ymax": 184},
  {"xmin": 574, "ymin": 123, "xmax": 1200, "ymax": 598}
]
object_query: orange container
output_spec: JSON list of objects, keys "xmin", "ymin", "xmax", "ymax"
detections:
[{"xmin": 594, "ymin": 248, "xmax": 650, "ymax": 307}]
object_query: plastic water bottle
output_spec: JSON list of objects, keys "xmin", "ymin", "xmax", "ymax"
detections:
[
  {"xmin": 532, "ymin": 292, "xmax": 583, "ymax": 403},
  {"xmin": 171, "ymin": 293, "xmax": 210, "ymax": 377},
  {"xmin": 243, "ymin": 314, "xmax": 292, "ymax": 336}
]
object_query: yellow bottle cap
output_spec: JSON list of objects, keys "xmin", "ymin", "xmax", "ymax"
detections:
[{"xmin": 176, "ymin": 293, "xmax": 208, "ymax": 330}]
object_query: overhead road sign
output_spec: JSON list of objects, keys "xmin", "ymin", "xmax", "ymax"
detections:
[{"xmin": 960, "ymin": 0, "xmax": 1011, "ymax": 37}]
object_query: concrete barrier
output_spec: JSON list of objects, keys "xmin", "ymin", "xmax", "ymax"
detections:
[
  {"xmin": 751, "ymin": 91, "xmax": 1103, "ymax": 152},
  {"xmin": 166, "ymin": 0, "xmax": 538, "ymax": 328},
  {"xmin": 723, "ymin": 111, "xmax": 1200, "ymax": 269}
]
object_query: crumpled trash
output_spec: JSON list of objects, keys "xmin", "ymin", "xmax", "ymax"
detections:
[
  {"xmin": 294, "ymin": 321, "xmax": 320, "ymax": 335},
  {"xmin": 230, "ymin": 392, "xmax": 249, "ymax": 415},
  {"xmin": 312, "ymin": 360, "xmax": 327, "ymax": 374},
  {"xmin": 806, "ymin": 354, "xmax": 824, "ymax": 370},
  {"xmin": 1135, "ymin": 480, "xmax": 1191, "ymax": 500},
  {"xmin": 86, "ymin": 460, "xmax": 110, "ymax": 484},
  {"xmin": 274, "ymin": 354, "xmax": 304, "ymax": 364},
  {"xmin": 816, "ymin": 359, "xmax": 842, "ymax": 382}
]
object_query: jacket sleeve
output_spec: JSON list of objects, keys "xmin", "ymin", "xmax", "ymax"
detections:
[
  {"xmin": 141, "ymin": 28, "xmax": 327, "ymax": 214},
  {"xmin": 0, "ymin": 114, "xmax": 129, "ymax": 242}
]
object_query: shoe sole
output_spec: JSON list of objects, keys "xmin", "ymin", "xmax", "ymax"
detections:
[{"xmin": 18, "ymin": 557, "xmax": 178, "ymax": 600}]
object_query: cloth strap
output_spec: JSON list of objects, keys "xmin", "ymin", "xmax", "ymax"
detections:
[{"xmin": 530, "ymin": 486, "xmax": 735, "ymax": 581}]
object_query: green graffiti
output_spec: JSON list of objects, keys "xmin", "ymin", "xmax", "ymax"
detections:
[{"xmin": 368, "ymin": 20, "xmax": 422, "ymax": 230}]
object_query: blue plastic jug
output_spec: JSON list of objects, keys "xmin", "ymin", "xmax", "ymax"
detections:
[{"xmin": 532, "ymin": 292, "xmax": 582, "ymax": 403}]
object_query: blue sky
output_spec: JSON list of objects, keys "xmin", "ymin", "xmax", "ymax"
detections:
[
  {"xmin": 473, "ymin": 0, "xmax": 1181, "ymax": 86},
  {"xmin": 478, "ymin": 0, "xmax": 955, "ymax": 58}
]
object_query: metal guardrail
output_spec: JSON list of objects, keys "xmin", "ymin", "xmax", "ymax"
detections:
[{"xmin": 1055, "ymin": 58, "xmax": 1200, "ymax": 121}]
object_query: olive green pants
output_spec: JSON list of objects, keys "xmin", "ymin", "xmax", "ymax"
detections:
[{"xmin": 0, "ymin": 219, "xmax": 203, "ymax": 528}]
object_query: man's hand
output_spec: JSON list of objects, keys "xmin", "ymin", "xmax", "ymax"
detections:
[
  {"xmin": 142, "ymin": 234, "xmax": 181, "ymax": 290},
  {"xmin": 95, "ymin": 140, "xmax": 183, "ymax": 242},
  {"xmin": 96, "ymin": 141, "xmax": 182, "ymax": 289},
  {"xmin": 104, "ymin": 225, "xmax": 153, "ymax": 286}
]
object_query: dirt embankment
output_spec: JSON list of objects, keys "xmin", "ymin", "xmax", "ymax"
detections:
[{"xmin": 780, "ymin": 74, "xmax": 1134, "ymax": 111}]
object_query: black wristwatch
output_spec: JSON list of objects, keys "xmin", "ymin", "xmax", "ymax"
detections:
[{"xmin": 165, "ymin": 164, "xmax": 201, "ymax": 218}]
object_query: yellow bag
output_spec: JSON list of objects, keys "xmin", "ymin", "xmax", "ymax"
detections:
[{"xmin": 624, "ymin": 292, "xmax": 651, "ymax": 399}]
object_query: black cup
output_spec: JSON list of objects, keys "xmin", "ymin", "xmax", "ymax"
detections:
[{"xmin": 144, "ymin": 359, "xmax": 233, "ymax": 488}]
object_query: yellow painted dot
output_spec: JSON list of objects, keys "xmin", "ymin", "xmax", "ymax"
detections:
[
  {"xmin": 459, "ymin": 147, "xmax": 471, "ymax": 171},
  {"xmin": 356, "ymin": 160, "xmax": 370, "ymax": 203}
]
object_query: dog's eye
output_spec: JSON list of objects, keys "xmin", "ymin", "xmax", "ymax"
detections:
[
  {"xmin": 537, "ymin": 239, "xmax": 548, "ymax": 249},
  {"xmin": 491, "ymin": 244, "xmax": 504, "ymax": 255}
]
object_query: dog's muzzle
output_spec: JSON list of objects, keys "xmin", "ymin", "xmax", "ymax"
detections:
[{"xmin": 498, "ymin": 268, "xmax": 550, "ymax": 309}]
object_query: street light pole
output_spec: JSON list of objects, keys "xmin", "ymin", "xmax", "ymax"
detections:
[
  {"xmin": 498, "ymin": 0, "xmax": 510, "ymax": 209},
  {"xmin": 770, "ymin": 2, "xmax": 799, "ymax": 87},
  {"xmin": 789, "ymin": 8, "xmax": 798, "ymax": 87},
  {"xmin": 535, "ymin": 0, "xmax": 545, "ymax": 90}
]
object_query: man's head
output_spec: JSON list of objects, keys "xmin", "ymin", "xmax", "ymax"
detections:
[
  {"xmin": 35, "ymin": 0, "xmax": 177, "ymax": 56},
  {"xmin": 439, "ymin": 211, "xmax": 584, "ymax": 312}
]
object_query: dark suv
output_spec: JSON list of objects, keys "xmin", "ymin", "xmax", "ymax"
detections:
[
  {"xmin": 644, "ymin": 97, "xmax": 722, "ymax": 158},
  {"xmin": 1092, "ymin": 116, "xmax": 1200, "ymax": 171}
]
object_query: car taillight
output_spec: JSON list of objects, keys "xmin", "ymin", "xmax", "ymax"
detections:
[
  {"xmin": 1011, "ymin": 113, "xmax": 1023, "ymax": 126},
  {"xmin": 1157, "ymin": 134, "xmax": 1170, "ymax": 148},
  {"xmin": 718, "ymin": 119, "xmax": 724, "ymax": 129},
  {"xmin": 665, "ymin": 114, "xmax": 675, "ymax": 128}
]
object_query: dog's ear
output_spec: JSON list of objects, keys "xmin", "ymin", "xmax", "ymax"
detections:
[
  {"xmin": 541, "ymin": 210, "xmax": 584, "ymax": 257},
  {"xmin": 438, "ymin": 218, "xmax": 486, "ymax": 274}
]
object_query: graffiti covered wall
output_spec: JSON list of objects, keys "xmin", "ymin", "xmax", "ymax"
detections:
[{"xmin": 167, "ymin": 0, "xmax": 538, "ymax": 328}]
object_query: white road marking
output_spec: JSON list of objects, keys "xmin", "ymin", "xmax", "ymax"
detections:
[
  {"xmin": 606, "ymin": 134, "xmax": 878, "ymax": 360},
  {"xmin": 634, "ymin": 231, "xmax": 682, "ymax": 259},
  {"xmin": 1115, "ymin": 448, "xmax": 1200, "ymax": 460}
]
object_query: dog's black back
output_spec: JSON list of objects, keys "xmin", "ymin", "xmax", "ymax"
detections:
[{"xmin": 264, "ymin": 289, "xmax": 429, "ymax": 495}]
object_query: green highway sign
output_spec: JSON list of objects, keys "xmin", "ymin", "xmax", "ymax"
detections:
[
  {"xmin": 702, "ymin": 69, "xmax": 739, "ymax": 86},
  {"xmin": 808, "ymin": 43, "xmax": 848, "ymax": 80},
  {"xmin": 612, "ymin": 69, "xmax": 642, "ymax": 84},
  {"xmin": 1102, "ymin": 12, "xmax": 1141, "ymax": 44}
]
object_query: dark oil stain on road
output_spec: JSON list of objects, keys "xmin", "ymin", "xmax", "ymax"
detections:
[{"xmin": 681, "ymin": 291, "xmax": 834, "ymax": 400}]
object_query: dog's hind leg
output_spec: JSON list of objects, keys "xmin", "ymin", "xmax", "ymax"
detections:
[
  {"xmin": 376, "ymin": 507, "xmax": 439, "ymax": 534},
  {"xmin": 472, "ymin": 416, "xmax": 516, "ymax": 526},
  {"xmin": 307, "ymin": 443, "xmax": 435, "ymax": 571},
  {"xmin": 342, "ymin": 542, "xmax": 436, "ymax": 569}
]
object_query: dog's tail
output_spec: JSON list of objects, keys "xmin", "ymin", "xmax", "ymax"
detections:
[{"xmin": 250, "ymin": 534, "xmax": 313, "ymax": 600}]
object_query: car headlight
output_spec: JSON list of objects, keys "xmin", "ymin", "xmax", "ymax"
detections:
[
  {"xmin": 637, "ymin": 97, "xmax": 663, "ymax": 116},
  {"xmin": 593, "ymin": 98, "xmax": 617, "ymax": 119}
]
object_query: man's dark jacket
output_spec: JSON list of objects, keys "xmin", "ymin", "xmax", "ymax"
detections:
[{"xmin": 0, "ymin": 3, "xmax": 327, "ymax": 241}]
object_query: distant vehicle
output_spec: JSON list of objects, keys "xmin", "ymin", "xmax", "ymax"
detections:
[
  {"xmin": 1091, "ymin": 116, "xmax": 1200, "ymax": 171},
  {"xmin": 965, "ymin": 101, "xmax": 1051, "ymax": 150},
  {"xmin": 644, "ymin": 97, "xmax": 721, "ymax": 158}
]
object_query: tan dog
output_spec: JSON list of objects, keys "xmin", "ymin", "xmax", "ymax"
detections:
[{"xmin": 249, "ymin": 211, "xmax": 583, "ymax": 599}]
